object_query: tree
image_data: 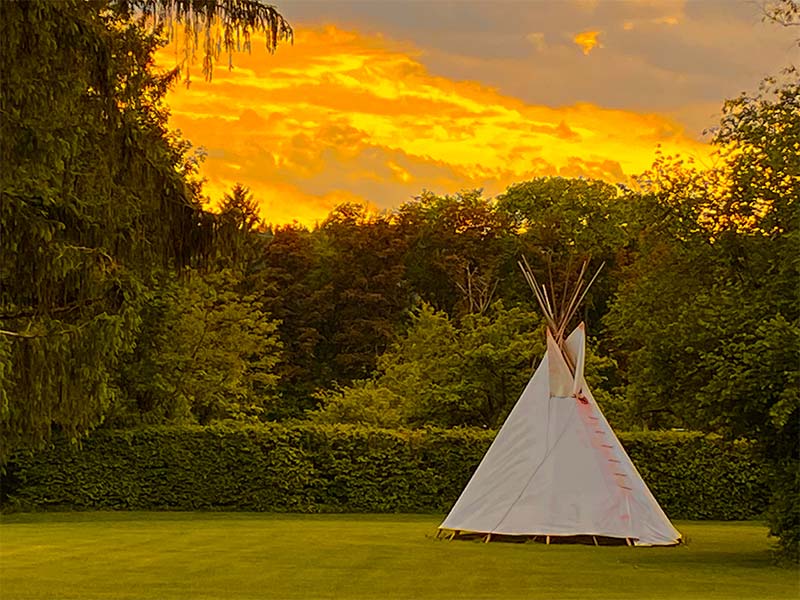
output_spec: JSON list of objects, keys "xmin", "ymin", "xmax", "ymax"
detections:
[
  {"xmin": 214, "ymin": 183, "xmax": 271, "ymax": 274},
  {"xmin": 606, "ymin": 72, "xmax": 799, "ymax": 559},
  {"xmin": 608, "ymin": 72, "xmax": 798, "ymax": 432},
  {"xmin": 114, "ymin": 0, "xmax": 292, "ymax": 82},
  {"xmin": 715, "ymin": 71, "xmax": 799, "ymax": 562},
  {"xmin": 495, "ymin": 177, "xmax": 632, "ymax": 331},
  {"xmin": 312, "ymin": 204, "xmax": 412, "ymax": 384},
  {"xmin": 113, "ymin": 270, "xmax": 282, "ymax": 425},
  {"xmin": 0, "ymin": 0, "xmax": 290, "ymax": 460},
  {"xmin": 311, "ymin": 301, "xmax": 623, "ymax": 430},
  {"xmin": 307, "ymin": 381, "xmax": 406, "ymax": 429},
  {"xmin": 390, "ymin": 303, "xmax": 543, "ymax": 428},
  {"xmin": 397, "ymin": 190, "xmax": 515, "ymax": 318}
]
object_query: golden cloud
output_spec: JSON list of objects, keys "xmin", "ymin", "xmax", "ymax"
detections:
[
  {"xmin": 159, "ymin": 25, "xmax": 709, "ymax": 226},
  {"xmin": 573, "ymin": 30, "xmax": 602, "ymax": 55}
]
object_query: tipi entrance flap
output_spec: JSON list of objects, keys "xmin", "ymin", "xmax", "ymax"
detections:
[
  {"xmin": 564, "ymin": 322, "xmax": 586, "ymax": 398},
  {"xmin": 546, "ymin": 329, "xmax": 573, "ymax": 398}
]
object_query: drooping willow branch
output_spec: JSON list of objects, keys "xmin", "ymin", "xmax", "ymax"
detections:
[{"xmin": 113, "ymin": 0, "xmax": 294, "ymax": 82}]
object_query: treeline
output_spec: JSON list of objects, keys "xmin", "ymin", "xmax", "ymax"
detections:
[
  {"xmin": 112, "ymin": 156, "xmax": 798, "ymax": 449},
  {"xmin": 0, "ymin": 0, "xmax": 797, "ymax": 559},
  {"xmin": 110, "ymin": 181, "xmax": 631, "ymax": 429}
]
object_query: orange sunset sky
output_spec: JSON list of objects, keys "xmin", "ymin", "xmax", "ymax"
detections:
[{"xmin": 159, "ymin": 0, "xmax": 797, "ymax": 226}]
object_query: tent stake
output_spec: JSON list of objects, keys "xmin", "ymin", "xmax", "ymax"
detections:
[
  {"xmin": 593, "ymin": 536, "xmax": 598, "ymax": 546},
  {"xmin": 546, "ymin": 535, "xmax": 550, "ymax": 545},
  {"xmin": 484, "ymin": 533, "xmax": 491, "ymax": 543}
]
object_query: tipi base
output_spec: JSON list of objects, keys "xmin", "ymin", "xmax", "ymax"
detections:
[
  {"xmin": 528, "ymin": 534, "xmax": 633, "ymax": 546},
  {"xmin": 438, "ymin": 529, "xmax": 646, "ymax": 546}
]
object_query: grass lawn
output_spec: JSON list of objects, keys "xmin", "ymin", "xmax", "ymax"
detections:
[{"xmin": 0, "ymin": 512, "xmax": 797, "ymax": 600}]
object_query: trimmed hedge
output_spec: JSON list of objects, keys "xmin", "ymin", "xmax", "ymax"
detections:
[{"xmin": 1, "ymin": 424, "xmax": 769, "ymax": 519}]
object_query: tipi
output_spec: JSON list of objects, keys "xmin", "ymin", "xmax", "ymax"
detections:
[{"xmin": 438, "ymin": 261, "xmax": 681, "ymax": 547}]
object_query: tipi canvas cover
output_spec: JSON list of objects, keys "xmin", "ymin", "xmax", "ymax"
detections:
[{"xmin": 439, "ymin": 323, "xmax": 681, "ymax": 546}]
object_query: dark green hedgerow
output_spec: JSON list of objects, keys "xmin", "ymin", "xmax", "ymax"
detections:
[{"xmin": 1, "ymin": 425, "xmax": 769, "ymax": 519}]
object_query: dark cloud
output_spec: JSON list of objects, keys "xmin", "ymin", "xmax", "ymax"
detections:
[{"xmin": 279, "ymin": 1, "xmax": 794, "ymax": 137}]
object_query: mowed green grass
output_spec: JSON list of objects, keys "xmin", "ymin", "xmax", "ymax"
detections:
[{"xmin": 1, "ymin": 513, "xmax": 797, "ymax": 600}]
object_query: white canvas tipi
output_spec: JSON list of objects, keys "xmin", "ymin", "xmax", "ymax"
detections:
[{"xmin": 439, "ymin": 263, "xmax": 681, "ymax": 546}]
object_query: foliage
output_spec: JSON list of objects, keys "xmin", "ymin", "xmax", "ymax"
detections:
[
  {"xmin": 397, "ymin": 190, "xmax": 515, "ymax": 318},
  {"xmin": 0, "ymin": 0, "xmax": 204, "ymax": 461},
  {"xmin": 255, "ymin": 204, "xmax": 413, "ymax": 413},
  {"xmin": 606, "ymin": 72, "xmax": 799, "ymax": 558},
  {"xmin": 312, "ymin": 302, "xmax": 628, "ymax": 430},
  {"xmin": 610, "ymin": 74, "xmax": 799, "ymax": 432},
  {"xmin": 312, "ymin": 204, "xmax": 411, "ymax": 384},
  {"xmin": 310, "ymin": 302, "xmax": 544, "ymax": 429},
  {"xmin": 2, "ymin": 426, "xmax": 769, "ymax": 521},
  {"xmin": 213, "ymin": 183, "xmax": 271, "ymax": 273},
  {"xmin": 309, "ymin": 381, "xmax": 406, "ymax": 429},
  {"xmin": 239, "ymin": 185, "xmax": 633, "ymax": 423},
  {"xmin": 114, "ymin": 0, "xmax": 293, "ymax": 83},
  {"xmin": 621, "ymin": 431, "xmax": 770, "ymax": 521},
  {"xmin": 0, "ymin": 0, "xmax": 290, "ymax": 462},
  {"xmin": 767, "ymin": 459, "xmax": 800, "ymax": 562},
  {"xmin": 256, "ymin": 223, "xmax": 327, "ymax": 415},
  {"xmin": 113, "ymin": 269, "xmax": 282, "ymax": 425},
  {"xmin": 495, "ymin": 177, "xmax": 632, "ymax": 331}
]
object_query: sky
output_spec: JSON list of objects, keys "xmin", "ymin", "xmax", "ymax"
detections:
[{"xmin": 159, "ymin": 0, "xmax": 798, "ymax": 226}]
